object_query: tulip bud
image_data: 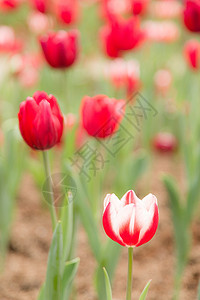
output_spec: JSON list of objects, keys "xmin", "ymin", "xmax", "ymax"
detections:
[
  {"xmin": 102, "ymin": 190, "xmax": 159, "ymax": 247},
  {"xmin": 18, "ymin": 91, "xmax": 64, "ymax": 150},
  {"xmin": 80, "ymin": 94, "xmax": 125, "ymax": 138},
  {"xmin": 39, "ymin": 30, "xmax": 79, "ymax": 69},
  {"xmin": 153, "ymin": 132, "xmax": 177, "ymax": 153},
  {"xmin": 183, "ymin": 0, "xmax": 200, "ymax": 32},
  {"xmin": 131, "ymin": 0, "xmax": 149, "ymax": 16},
  {"xmin": 54, "ymin": 0, "xmax": 79, "ymax": 25},
  {"xmin": 184, "ymin": 39, "xmax": 200, "ymax": 70}
]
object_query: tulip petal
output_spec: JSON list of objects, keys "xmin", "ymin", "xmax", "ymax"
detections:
[
  {"xmin": 142, "ymin": 193, "xmax": 157, "ymax": 211},
  {"xmin": 103, "ymin": 201, "xmax": 125, "ymax": 246},
  {"xmin": 136, "ymin": 202, "xmax": 159, "ymax": 247}
]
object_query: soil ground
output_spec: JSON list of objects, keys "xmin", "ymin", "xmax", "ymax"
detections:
[{"xmin": 0, "ymin": 155, "xmax": 199, "ymax": 300}]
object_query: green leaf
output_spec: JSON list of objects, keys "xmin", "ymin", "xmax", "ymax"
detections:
[
  {"xmin": 103, "ymin": 267, "xmax": 112, "ymax": 300},
  {"xmin": 60, "ymin": 194, "xmax": 73, "ymax": 262},
  {"xmin": 139, "ymin": 280, "xmax": 151, "ymax": 300},
  {"xmin": 61, "ymin": 257, "xmax": 80, "ymax": 300},
  {"xmin": 162, "ymin": 175, "xmax": 182, "ymax": 220},
  {"xmin": 37, "ymin": 285, "xmax": 44, "ymax": 300},
  {"xmin": 95, "ymin": 240, "xmax": 121, "ymax": 300},
  {"xmin": 44, "ymin": 222, "xmax": 63, "ymax": 300}
]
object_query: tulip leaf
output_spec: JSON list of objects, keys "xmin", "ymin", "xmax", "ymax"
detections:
[
  {"xmin": 139, "ymin": 280, "xmax": 151, "ymax": 300},
  {"xmin": 103, "ymin": 267, "xmax": 112, "ymax": 300},
  {"xmin": 44, "ymin": 222, "xmax": 63, "ymax": 300},
  {"xmin": 37, "ymin": 285, "xmax": 44, "ymax": 300},
  {"xmin": 198, "ymin": 281, "xmax": 200, "ymax": 300},
  {"xmin": 61, "ymin": 257, "xmax": 80, "ymax": 300},
  {"xmin": 60, "ymin": 194, "xmax": 73, "ymax": 262}
]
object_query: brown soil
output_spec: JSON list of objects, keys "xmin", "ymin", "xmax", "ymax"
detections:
[{"xmin": 0, "ymin": 155, "xmax": 200, "ymax": 300}]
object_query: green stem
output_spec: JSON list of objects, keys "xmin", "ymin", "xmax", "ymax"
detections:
[
  {"xmin": 126, "ymin": 247, "xmax": 133, "ymax": 300},
  {"xmin": 42, "ymin": 151, "xmax": 57, "ymax": 230}
]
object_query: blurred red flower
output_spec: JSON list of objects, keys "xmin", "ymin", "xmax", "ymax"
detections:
[
  {"xmin": 80, "ymin": 94, "xmax": 125, "ymax": 138},
  {"xmin": 30, "ymin": 0, "xmax": 48, "ymax": 13},
  {"xmin": 39, "ymin": 30, "xmax": 79, "ymax": 69},
  {"xmin": 100, "ymin": 16, "xmax": 144, "ymax": 58},
  {"xmin": 54, "ymin": 0, "xmax": 79, "ymax": 25},
  {"xmin": 183, "ymin": 0, "xmax": 200, "ymax": 32},
  {"xmin": 153, "ymin": 132, "xmax": 177, "ymax": 153},
  {"xmin": 131, "ymin": 0, "xmax": 149, "ymax": 16},
  {"xmin": 103, "ymin": 190, "xmax": 159, "ymax": 247},
  {"xmin": 18, "ymin": 91, "xmax": 64, "ymax": 150},
  {"xmin": 184, "ymin": 39, "xmax": 200, "ymax": 70},
  {"xmin": 0, "ymin": 0, "xmax": 20, "ymax": 11}
]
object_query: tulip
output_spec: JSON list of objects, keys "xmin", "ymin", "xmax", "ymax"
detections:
[
  {"xmin": 100, "ymin": 16, "xmax": 144, "ymax": 58},
  {"xmin": 131, "ymin": 0, "xmax": 149, "ymax": 16},
  {"xmin": 154, "ymin": 69, "xmax": 172, "ymax": 96},
  {"xmin": 183, "ymin": 0, "xmax": 200, "ymax": 32},
  {"xmin": 153, "ymin": 132, "xmax": 177, "ymax": 153},
  {"xmin": 107, "ymin": 58, "xmax": 141, "ymax": 97},
  {"xmin": 80, "ymin": 94, "xmax": 125, "ymax": 138},
  {"xmin": 18, "ymin": 91, "xmax": 64, "ymax": 150},
  {"xmin": 0, "ymin": 26, "xmax": 22, "ymax": 53},
  {"xmin": 39, "ymin": 30, "xmax": 79, "ymax": 69},
  {"xmin": 28, "ymin": 11, "xmax": 51, "ymax": 35},
  {"xmin": 101, "ymin": 0, "xmax": 130, "ymax": 20},
  {"xmin": 0, "ymin": 0, "xmax": 20, "ymax": 11},
  {"xmin": 184, "ymin": 39, "xmax": 200, "ymax": 70},
  {"xmin": 143, "ymin": 20, "xmax": 179, "ymax": 43},
  {"xmin": 30, "ymin": 0, "xmax": 48, "ymax": 13},
  {"xmin": 102, "ymin": 190, "xmax": 159, "ymax": 247},
  {"xmin": 54, "ymin": 0, "xmax": 79, "ymax": 25},
  {"xmin": 150, "ymin": 0, "xmax": 181, "ymax": 19}
]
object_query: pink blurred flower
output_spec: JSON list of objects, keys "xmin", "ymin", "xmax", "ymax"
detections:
[
  {"xmin": 184, "ymin": 39, "xmax": 200, "ymax": 70},
  {"xmin": 103, "ymin": 190, "xmax": 159, "ymax": 247},
  {"xmin": 100, "ymin": 16, "xmax": 145, "ymax": 58},
  {"xmin": 0, "ymin": 26, "xmax": 23, "ymax": 53},
  {"xmin": 143, "ymin": 20, "xmax": 180, "ymax": 43},
  {"xmin": 54, "ymin": 0, "xmax": 79, "ymax": 25},
  {"xmin": 64, "ymin": 113, "xmax": 77, "ymax": 130},
  {"xmin": 154, "ymin": 69, "xmax": 173, "ymax": 96},
  {"xmin": 150, "ymin": 0, "xmax": 181, "ymax": 19},
  {"xmin": 101, "ymin": 0, "xmax": 130, "ymax": 20},
  {"xmin": 153, "ymin": 132, "xmax": 177, "ymax": 153},
  {"xmin": 107, "ymin": 58, "xmax": 141, "ymax": 96},
  {"xmin": 28, "ymin": 11, "xmax": 52, "ymax": 35}
]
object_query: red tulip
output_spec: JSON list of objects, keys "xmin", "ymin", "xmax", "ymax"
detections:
[
  {"xmin": 153, "ymin": 132, "xmax": 177, "ymax": 153},
  {"xmin": 54, "ymin": 0, "xmax": 79, "ymax": 25},
  {"xmin": 103, "ymin": 190, "xmax": 159, "ymax": 247},
  {"xmin": 80, "ymin": 94, "xmax": 125, "ymax": 138},
  {"xmin": 100, "ymin": 16, "xmax": 144, "ymax": 58},
  {"xmin": 183, "ymin": 0, "xmax": 200, "ymax": 32},
  {"xmin": 0, "ymin": 0, "xmax": 20, "ymax": 11},
  {"xmin": 40, "ymin": 30, "xmax": 79, "ymax": 69},
  {"xmin": 131, "ymin": 0, "xmax": 149, "ymax": 16},
  {"xmin": 184, "ymin": 39, "xmax": 200, "ymax": 70},
  {"xmin": 30, "ymin": 0, "xmax": 48, "ymax": 13},
  {"xmin": 18, "ymin": 91, "xmax": 64, "ymax": 150}
]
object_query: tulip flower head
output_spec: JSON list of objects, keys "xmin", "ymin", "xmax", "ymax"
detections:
[
  {"xmin": 18, "ymin": 91, "xmax": 64, "ymax": 150},
  {"xmin": 40, "ymin": 30, "xmax": 79, "ymax": 69},
  {"xmin": 153, "ymin": 132, "xmax": 177, "ymax": 153},
  {"xmin": 100, "ymin": 16, "xmax": 144, "ymax": 58},
  {"xmin": 54, "ymin": 0, "xmax": 79, "ymax": 25},
  {"xmin": 183, "ymin": 0, "xmax": 200, "ymax": 32},
  {"xmin": 30, "ymin": 0, "xmax": 48, "ymax": 13},
  {"xmin": 81, "ymin": 94, "xmax": 125, "ymax": 138},
  {"xmin": 131, "ymin": 0, "xmax": 149, "ymax": 16},
  {"xmin": 184, "ymin": 39, "xmax": 200, "ymax": 70},
  {"xmin": 103, "ymin": 190, "xmax": 159, "ymax": 247}
]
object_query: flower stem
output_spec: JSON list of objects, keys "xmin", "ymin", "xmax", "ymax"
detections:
[
  {"xmin": 42, "ymin": 151, "xmax": 57, "ymax": 230},
  {"xmin": 126, "ymin": 247, "xmax": 133, "ymax": 300}
]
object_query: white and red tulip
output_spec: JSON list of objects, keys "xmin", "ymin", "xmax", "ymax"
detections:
[{"xmin": 102, "ymin": 190, "xmax": 159, "ymax": 247}]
